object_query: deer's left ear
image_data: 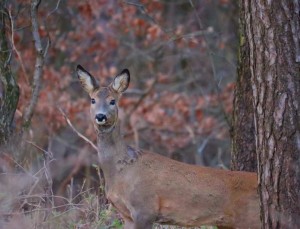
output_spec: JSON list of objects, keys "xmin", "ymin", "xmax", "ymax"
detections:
[{"xmin": 111, "ymin": 69, "xmax": 130, "ymax": 94}]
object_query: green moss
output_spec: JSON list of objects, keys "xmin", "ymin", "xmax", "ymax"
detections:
[{"xmin": 239, "ymin": 33, "xmax": 245, "ymax": 47}]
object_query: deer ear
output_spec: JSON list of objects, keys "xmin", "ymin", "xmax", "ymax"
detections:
[
  {"xmin": 76, "ymin": 65, "xmax": 99, "ymax": 94},
  {"xmin": 111, "ymin": 69, "xmax": 130, "ymax": 93}
]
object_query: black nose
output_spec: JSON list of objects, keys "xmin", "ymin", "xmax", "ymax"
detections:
[{"xmin": 95, "ymin": 114, "xmax": 107, "ymax": 122}]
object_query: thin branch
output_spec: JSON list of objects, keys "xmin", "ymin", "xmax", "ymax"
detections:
[
  {"xmin": 14, "ymin": 24, "xmax": 31, "ymax": 31},
  {"xmin": 22, "ymin": 0, "xmax": 46, "ymax": 131},
  {"xmin": 127, "ymin": 77, "xmax": 157, "ymax": 117},
  {"xmin": 189, "ymin": 0, "xmax": 217, "ymax": 79},
  {"xmin": 169, "ymin": 29, "xmax": 213, "ymax": 42},
  {"xmin": 189, "ymin": 0, "xmax": 231, "ymax": 128},
  {"xmin": 120, "ymin": 65, "xmax": 160, "ymax": 139},
  {"xmin": 46, "ymin": 0, "xmax": 62, "ymax": 18},
  {"xmin": 60, "ymin": 149, "xmax": 89, "ymax": 200},
  {"xmin": 43, "ymin": 36, "xmax": 50, "ymax": 57},
  {"xmin": 7, "ymin": 8, "xmax": 30, "ymax": 83},
  {"xmin": 25, "ymin": 140, "xmax": 54, "ymax": 213},
  {"xmin": 58, "ymin": 107, "xmax": 98, "ymax": 151},
  {"xmin": 43, "ymin": 9, "xmax": 52, "ymax": 58},
  {"xmin": 26, "ymin": 140, "xmax": 50, "ymax": 156},
  {"xmin": 124, "ymin": 1, "xmax": 168, "ymax": 34}
]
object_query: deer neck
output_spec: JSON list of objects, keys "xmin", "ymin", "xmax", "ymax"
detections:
[
  {"xmin": 96, "ymin": 122, "xmax": 127, "ymax": 177},
  {"xmin": 96, "ymin": 122, "xmax": 126, "ymax": 160}
]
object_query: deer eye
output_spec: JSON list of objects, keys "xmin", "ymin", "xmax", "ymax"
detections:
[
  {"xmin": 91, "ymin": 98, "xmax": 96, "ymax": 104},
  {"xmin": 110, "ymin": 99, "xmax": 116, "ymax": 105}
]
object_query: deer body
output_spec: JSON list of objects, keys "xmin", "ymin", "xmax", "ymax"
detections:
[{"xmin": 76, "ymin": 65, "xmax": 260, "ymax": 229}]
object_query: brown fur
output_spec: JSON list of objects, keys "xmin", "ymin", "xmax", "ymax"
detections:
[{"xmin": 76, "ymin": 66, "xmax": 261, "ymax": 229}]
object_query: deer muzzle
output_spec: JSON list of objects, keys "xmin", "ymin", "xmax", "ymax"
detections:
[{"xmin": 95, "ymin": 113, "xmax": 107, "ymax": 125}]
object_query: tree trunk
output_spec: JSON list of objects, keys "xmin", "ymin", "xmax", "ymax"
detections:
[
  {"xmin": 231, "ymin": 1, "xmax": 257, "ymax": 172},
  {"xmin": 0, "ymin": 1, "xmax": 20, "ymax": 146},
  {"xmin": 243, "ymin": 0, "xmax": 300, "ymax": 228}
]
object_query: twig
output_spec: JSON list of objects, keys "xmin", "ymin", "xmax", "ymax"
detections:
[
  {"xmin": 7, "ymin": 8, "xmax": 30, "ymax": 83},
  {"xmin": 169, "ymin": 29, "xmax": 213, "ymax": 42},
  {"xmin": 2, "ymin": 152, "xmax": 36, "ymax": 178},
  {"xmin": 58, "ymin": 107, "xmax": 98, "ymax": 151},
  {"xmin": 18, "ymin": 177, "xmax": 40, "ymax": 211},
  {"xmin": 189, "ymin": 0, "xmax": 217, "ymax": 80},
  {"xmin": 14, "ymin": 24, "xmax": 31, "ymax": 31},
  {"xmin": 123, "ymin": 76, "xmax": 157, "ymax": 131},
  {"xmin": 124, "ymin": 1, "xmax": 168, "ymax": 34},
  {"xmin": 43, "ymin": 36, "xmax": 50, "ymax": 58},
  {"xmin": 189, "ymin": 0, "xmax": 231, "ymax": 128},
  {"xmin": 59, "ymin": 149, "xmax": 87, "ymax": 202},
  {"xmin": 22, "ymin": 0, "xmax": 46, "ymax": 131},
  {"xmin": 46, "ymin": 0, "xmax": 62, "ymax": 18},
  {"xmin": 217, "ymin": 148, "xmax": 228, "ymax": 170},
  {"xmin": 58, "ymin": 107, "xmax": 101, "ymax": 199},
  {"xmin": 21, "ymin": 140, "xmax": 54, "ymax": 213},
  {"xmin": 43, "ymin": 2, "xmax": 53, "ymax": 58},
  {"xmin": 26, "ymin": 140, "xmax": 50, "ymax": 156},
  {"xmin": 127, "ymin": 77, "xmax": 157, "ymax": 117}
]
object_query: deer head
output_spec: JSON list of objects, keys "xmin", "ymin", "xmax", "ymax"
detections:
[{"xmin": 76, "ymin": 65, "xmax": 130, "ymax": 133}]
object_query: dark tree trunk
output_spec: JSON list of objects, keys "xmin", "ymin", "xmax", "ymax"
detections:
[
  {"xmin": 0, "ymin": 1, "xmax": 19, "ymax": 146},
  {"xmin": 231, "ymin": 1, "xmax": 257, "ymax": 172},
  {"xmin": 243, "ymin": 0, "xmax": 300, "ymax": 228}
]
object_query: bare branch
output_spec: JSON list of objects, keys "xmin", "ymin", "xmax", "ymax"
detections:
[
  {"xmin": 7, "ymin": 8, "xmax": 29, "ymax": 83},
  {"xmin": 58, "ymin": 107, "xmax": 98, "ymax": 152},
  {"xmin": 127, "ymin": 77, "xmax": 157, "ymax": 117},
  {"xmin": 124, "ymin": 1, "xmax": 168, "ymax": 34},
  {"xmin": 169, "ymin": 29, "xmax": 213, "ymax": 42},
  {"xmin": 189, "ymin": 0, "xmax": 217, "ymax": 78},
  {"xmin": 26, "ymin": 140, "xmax": 51, "ymax": 157},
  {"xmin": 46, "ymin": 0, "xmax": 62, "ymax": 18},
  {"xmin": 22, "ymin": 0, "xmax": 47, "ymax": 131},
  {"xmin": 189, "ymin": 0, "xmax": 231, "ymax": 128},
  {"xmin": 44, "ymin": 36, "xmax": 51, "ymax": 57}
]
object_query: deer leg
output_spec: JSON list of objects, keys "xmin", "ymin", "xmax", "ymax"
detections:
[
  {"xmin": 123, "ymin": 218, "xmax": 153, "ymax": 229},
  {"xmin": 132, "ymin": 221, "xmax": 153, "ymax": 229},
  {"xmin": 131, "ymin": 212, "xmax": 155, "ymax": 229},
  {"xmin": 123, "ymin": 219, "xmax": 134, "ymax": 229}
]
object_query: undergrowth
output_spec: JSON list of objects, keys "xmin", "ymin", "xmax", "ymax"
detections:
[{"xmin": 0, "ymin": 153, "xmax": 215, "ymax": 229}]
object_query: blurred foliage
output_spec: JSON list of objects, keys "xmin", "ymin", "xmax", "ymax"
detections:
[{"xmin": 8, "ymin": 0, "xmax": 237, "ymax": 164}]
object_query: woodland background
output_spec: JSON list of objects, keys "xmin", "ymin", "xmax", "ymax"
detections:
[{"xmin": 1, "ymin": 1, "xmax": 238, "ymax": 228}]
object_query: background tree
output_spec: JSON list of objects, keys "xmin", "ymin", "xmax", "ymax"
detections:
[
  {"xmin": 231, "ymin": 1, "xmax": 256, "ymax": 172},
  {"xmin": 0, "ymin": 0, "xmax": 19, "ymax": 146},
  {"xmin": 241, "ymin": 1, "xmax": 300, "ymax": 227},
  {"xmin": 0, "ymin": 0, "xmax": 46, "ymax": 148}
]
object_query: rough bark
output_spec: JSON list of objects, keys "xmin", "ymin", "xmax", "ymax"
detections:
[
  {"xmin": 244, "ymin": 0, "xmax": 300, "ymax": 228},
  {"xmin": 231, "ymin": 1, "xmax": 257, "ymax": 172},
  {"xmin": 0, "ymin": 1, "xmax": 20, "ymax": 146}
]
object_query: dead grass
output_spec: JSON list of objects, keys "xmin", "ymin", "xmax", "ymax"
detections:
[
  {"xmin": 0, "ymin": 149, "xmax": 121, "ymax": 229},
  {"xmin": 0, "ymin": 151, "xmax": 213, "ymax": 229}
]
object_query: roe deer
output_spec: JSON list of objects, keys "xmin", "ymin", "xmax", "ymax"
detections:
[{"xmin": 76, "ymin": 65, "xmax": 260, "ymax": 229}]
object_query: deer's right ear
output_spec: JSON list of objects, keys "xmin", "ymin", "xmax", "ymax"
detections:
[
  {"xmin": 111, "ymin": 69, "xmax": 130, "ymax": 94},
  {"xmin": 76, "ymin": 65, "xmax": 99, "ymax": 94}
]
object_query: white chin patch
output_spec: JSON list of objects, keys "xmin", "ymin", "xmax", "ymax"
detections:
[{"xmin": 95, "ymin": 119, "xmax": 106, "ymax": 125}]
